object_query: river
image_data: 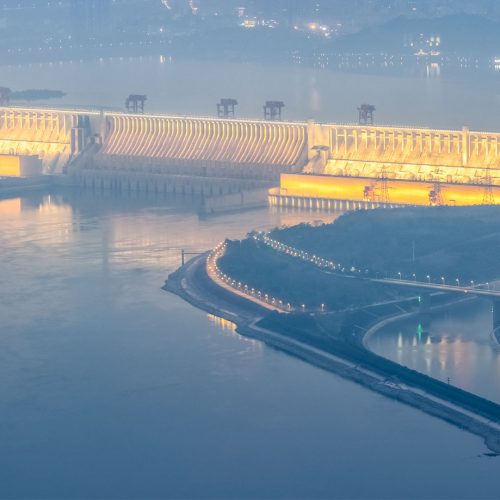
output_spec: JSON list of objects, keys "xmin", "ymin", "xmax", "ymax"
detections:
[{"xmin": 1, "ymin": 57, "xmax": 500, "ymax": 498}]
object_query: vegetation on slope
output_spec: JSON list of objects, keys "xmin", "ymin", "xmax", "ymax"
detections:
[
  {"xmin": 218, "ymin": 206, "xmax": 500, "ymax": 312},
  {"xmin": 217, "ymin": 237, "xmax": 410, "ymax": 311},
  {"xmin": 270, "ymin": 206, "xmax": 500, "ymax": 284}
]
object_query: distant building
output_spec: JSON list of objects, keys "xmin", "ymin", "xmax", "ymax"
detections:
[{"xmin": 70, "ymin": 0, "xmax": 111, "ymax": 41}]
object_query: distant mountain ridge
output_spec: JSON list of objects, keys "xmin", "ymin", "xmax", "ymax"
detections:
[
  {"xmin": 168, "ymin": 14, "xmax": 500, "ymax": 62},
  {"xmin": 329, "ymin": 14, "xmax": 500, "ymax": 55}
]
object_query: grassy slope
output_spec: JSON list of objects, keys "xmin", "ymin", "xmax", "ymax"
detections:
[
  {"xmin": 218, "ymin": 238, "xmax": 410, "ymax": 311},
  {"xmin": 270, "ymin": 206, "xmax": 500, "ymax": 283}
]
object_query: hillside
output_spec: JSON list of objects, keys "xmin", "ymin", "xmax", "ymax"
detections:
[{"xmin": 329, "ymin": 14, "xmax": 500, "ymax": 55}]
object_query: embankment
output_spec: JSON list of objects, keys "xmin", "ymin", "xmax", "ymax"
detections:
[{"xmin": 164, "ymin": 254, "xmax": 500, "ymax": 454}]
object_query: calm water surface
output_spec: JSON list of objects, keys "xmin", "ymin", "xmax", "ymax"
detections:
[
  {"xmin": 367, "ymin": 299, "xmax": 500, "ymax": 404},
  {"xmin": 3, "ymin": 55, "xmax": 500, "ymax": 130},
  {"xmin": 0, "ymin": 191, "xmax": 498, "ymax": 499},
  {"xmin": 1, "ymin": 58, "xmax": 500, "ymax": 498}
]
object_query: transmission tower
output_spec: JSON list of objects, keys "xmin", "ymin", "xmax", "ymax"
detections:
[
  {"xmin": 378, "ymin": 166, "xmax": 390, "ymax": 204},
  {"xmin": 482, "ymin": 166, "xmax": 495, "ymax": 205}
]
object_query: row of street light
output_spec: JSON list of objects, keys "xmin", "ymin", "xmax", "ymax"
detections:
[
  {"xmin": 395, "ymin": 272, "xmax": 494, "ymax": 290},
  {"xmin": 257, "ymin": 232, "xmax": 498, "ymax": 294},
  {"xmin": 256, "ymin": 232, "xmax": 370, "ymax": 277},
  {"xmin": 206, "ymin": 241, "xmax": 292, "ymax": 313}
]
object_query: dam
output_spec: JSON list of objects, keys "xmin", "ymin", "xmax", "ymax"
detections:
[
  {"xmin": 270, "ymin": 122, "xmax": 500, "ymax": 208},
  {"xmin": 1, "ymin": 105, "xmax": 500, "ymax": 206}
]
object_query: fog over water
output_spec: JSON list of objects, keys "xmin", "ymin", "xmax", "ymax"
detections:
[{"xmin": 1, "ymin": 58, "xmax": 500, "ymax": 498}]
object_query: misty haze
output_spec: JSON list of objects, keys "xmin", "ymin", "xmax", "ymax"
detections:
[{"xmin": 1, "ymin": 1, "xmax": 500, "ymax": 499}]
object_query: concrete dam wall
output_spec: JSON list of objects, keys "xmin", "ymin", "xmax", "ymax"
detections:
[
  {"xmin": 4, "ymin": 106, "xmax": 500, "ymax": 208},
  {"xmin": 0, "ymin": 107, "xmax": 308, "ymax": 178},
  {"xmin": 99, "ymin": 114, "xmax": 307, "ymax": 169},
  {"xmin": 0, "ymin": 107, "xmax": 86, "ymax": 174},
  {"xmin": 307, "ymin": 123, "xmax": 500, "ymax": 185}
]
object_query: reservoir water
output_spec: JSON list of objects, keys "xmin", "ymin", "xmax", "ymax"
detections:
[
  {"xmin": 1, "ymin": 57, "xmax": 500, "ymax": 498},
  {"xmin": 1, "ymin": 191, "xmax": 498, "ymax": 499}
]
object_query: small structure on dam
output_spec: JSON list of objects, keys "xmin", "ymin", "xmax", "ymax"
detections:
[
  {"xmin": 125, "ymin": 94, "xmax": 147, "ymax": 113},
  {"xmin": 264, "ymin": 101, "xmax": 285, "ymax": 121},
  {"xmin": 358, "ymin": 103, "xmax": 376, "ymax": 125},
  {"xmin": 217, "ymin": 98, "xmax": 238, "ymax": 119}
]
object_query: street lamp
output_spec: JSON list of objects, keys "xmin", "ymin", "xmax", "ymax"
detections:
[
  {"xmin": 398, "ymin": 272, "xmax": 402, "ymax": 280},
  {"xmin": 470, "ymin": 280, "xmax": 474, "ymax": 288},
  {"xmin": 441, "ymin": 277, "xmax": 445, "ymax": 285},
  {"xmin": 412, "ymin": 273, "xmax": 416, "ymax": 282},
  {"xmin": 426, "ymin": 275, "xmax": 431, "ymax": 283}
]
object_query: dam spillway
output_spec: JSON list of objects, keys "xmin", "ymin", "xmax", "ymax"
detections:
[
  {"xmin": 0, "ymin": 108, "xmax": 88, "ymax": 174},
  {"xmin": 306, "ymin": 123, "xmax": 500, "ymax": 183},
  {"xmin": 280, "ymin": 122, "xmax": 500, "ymax": 207},
  {"xmin": 100, "ymin": 114, "xmax": 307, "ymax": 168},
  {"xmin": 2, "ymin": 105, "xmax": 500, "ymax": 206},
  {"xmin": 0, "ymin": 106, "xmax": 308, "ymax": 173}
]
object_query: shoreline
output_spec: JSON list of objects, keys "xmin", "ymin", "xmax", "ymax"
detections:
[
  {"xmin": 163, "ymin": 253, "xmax": 500, "ymax": 454},
  {"xmin": 361, "ymin": 295, "xmax": 477, "ymax": 350}
]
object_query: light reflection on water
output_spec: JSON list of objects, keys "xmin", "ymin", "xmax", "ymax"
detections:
[
  {"xmin": 368, "ymin": 299, "xmax": 500, "ymax": 403},
  {"xmin": 208, "ymin": 314, "xmax": 263, "ymax": 351}
]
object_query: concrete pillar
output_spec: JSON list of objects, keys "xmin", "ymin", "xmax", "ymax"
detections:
[{"xmin": 462, "ymin": 127, "xmax": 469, "ymax": 166}]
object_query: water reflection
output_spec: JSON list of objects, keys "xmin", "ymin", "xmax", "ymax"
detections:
[
  {"xmin": 208, "ymin": 314, "xmax": 237, "ymax": 333},
  {"xmin": 427, "ymin": 62, "xmax": 441, "ymax": 78},
  {"xmin": 369, "ymin": 299, "xmax": 500, "ymax": 403},
  {"xmin": 208, "ymin": 314, "xmax": 263, "ymax": 351},
  {"xmin": 0, "ymin": 194, "xmax": 75, "ymax": 246}
]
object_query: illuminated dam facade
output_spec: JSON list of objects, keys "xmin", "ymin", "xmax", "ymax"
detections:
[
  {"xmin": 270, "ymin": 122, "xmax": 500, "ymax": 208},
  {"xmin": 0, "ymin": 108, "xmax": 85, "ymax": 173},
  {"xmin": 0, "ymin": 106, "xmax": 307, "ymax": 195},
  {"xmin": 1, "ymin": 105, "xmax": 500, "ymax": 206}
]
